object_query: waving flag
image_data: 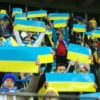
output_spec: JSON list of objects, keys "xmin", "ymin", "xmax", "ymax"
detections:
[
  {"xmin": 80, "ymin": 92, "xmax": 100, "ymax": 100},
  {"xmin": 92, "ymin": 30, "xmax": 100, "ymax": 38},
  {"xmin": 67, "ymin": 43, "xmax": 92, "ymax": 64},
  {"xmin": 73, "ymin": 24, "xmax": 86, "ymax": 32},
  {"xmin": 53, "ymin": 20, "xmax": 67, "ymax": 28},
  {"xmin": 27, "ymin": 10, "xmax": 47, "ymax": 18},
  {"xmin": 15, "ymin": 13, "xmax": 27, "ymax": 20},
  {"xmin": 0, "ymin": 46, "xmax": 53, "ymax": 73},
  {"xmin": 46, "ymin": 73, "xmax": 96, "ymax": 92},
  {"xmin": 0, "ymin": 9, "xmax": 6, "ymax": 14},
  {"xmin": 14, "ymin": 19, "xmax": 46, "ymax": 32},
  {"xmin": 48, "ymin": 13, "xmax": 70, "ymax": 20},
  {"xmin": 12, "ymin": 8, "xmax": 22, "ymax": 15}
]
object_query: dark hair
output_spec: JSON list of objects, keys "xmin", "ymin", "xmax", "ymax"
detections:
[{"xmin": 56, "ymin": 63, "xmax": 66, "ymax": 68}]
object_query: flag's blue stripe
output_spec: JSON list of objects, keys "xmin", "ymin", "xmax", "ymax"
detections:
[
  {"xmin": 14, "ymin": 20, "xmax": 45, "ymax": 27},
  {"xmin": 73, "ymin": 24, "xmax": 86, "ymax": 28},
  {"xmin": 15, "ymin": 13, "xmax": 26, "ymax": 17},
  {"xmin": 28, "ymin": 10, "xmax": 47, "ymax": 15},
  {"xmin": 0, "ymin": 14, "xmax": 6, "ymax": 18},
  {"xmin": 54, "ymin": 20, "xmax": 67, "ymax": 24},
  {"xmin": 46, "ymin": 73, "xmax": 95, "ymax": 82},
  {"xmin": 92, "ymin": 30, "xmax": 100, "ymax": 34},
  {"xmin": 86, "ymin": 32, "xmax": 92, "ymax": 36},
  {"xmin": 49, "ymin": 13, "xmax": 69, "ymax": 17},
  {"xmin": 13, "ymin": 8, "xmax": 22, "ymax": 12},
  {"xmin": 68, "ymin": 43, "xmax": 92, "ymax": 55},
  {"xmin": 0, "ymin": 46, "xmax": 52, "ymax": 61}
]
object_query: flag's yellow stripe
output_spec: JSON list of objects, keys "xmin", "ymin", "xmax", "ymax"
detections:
[
  {"xmin": 12, "ymin": 12, "xmax": 22, "ymax": 15},
  {"xmin": 0, "ymin": 61, "xmax": 38, "ymax": 73},
  {"xmin": 92, "ymin": 33, "xmax": 100, "ymax": 38},
  {"xmin": 0, "ymin": 10, "xmax": 6, "ymax": 14},
  {"xmin": 48, "ymin": 82, "xmax": 96, "ymax": 92},
  {"xmin": 14, "ymin": 24, "xmax": 46, "ymax": 32},
  {"xmin": 15, "ymin": 17, "xmax": 27, "ymax": 20},
  {"xmin": 28, "ymin": 13, "xmax": 47, "ymax": 18},
  {"xmin": 38, "ymin": 54, "xmax": 53, "ymax": 64},
  {"xmin": 73, "ymin": 28, "xmax": 86, "ymax": 32},
  {"xmin": 67, "ymin": 51, "xmax": 92, "ymax": 64},
  {"xmin": 1, "ymin": 37, "xmax": 6, "ymax": 42},
  {"xmin": 10, "ymin": 37, "xmax": 18, "ymax": 46},
  {"xmin": 49, "ymin": 17, "xmax": 69, "ymax": 20}
]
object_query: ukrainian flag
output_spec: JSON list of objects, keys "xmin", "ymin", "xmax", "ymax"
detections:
[
  {"xmin": 0, "ymin": 46, "xmax": 53, "ymax": 73},
  {"xmin": 80, "ymin": 92, "xmax": 100, "ymax": 100},
  {"xmin": 67, "ymin": 43, "xmax": 92, "ymax": 64},
  {"xmin": 0, "ymin": 9, "xmax": 6, "ymax": 14},
  {"xmin": 2, "ymin": 37, "xmax": 18, "ymax": 46},
  {"xmin": 14, "ymin": 19, "xmax": 46, "ymax": 32},
  {"xmin": 73, "ymin": 24, "xmax": 86, "ymax": 32},
  {"xmin": 27, "ymin": 10, "xmax": 47, "ymax": 18},
  {"xmin": 53, "ymin": 20, "xmax": 67, "ymax": 28},
  {"xmin": 48, "ymin": 13, "xmax": 70, "ymax": 20},
  {"xmin": 86, "ymin": 32, "xmax": 92, "ymax": 39},
  {"xmin": 46, "ymin": 73, "xmax": 96, "ymax": 92},
  {"xmin": 12, "ymin": 8, "xmax": 22, "ymax": 15},
  {"xmin": 92, "ymin": 30, "xmax": 100, "ymax": 38},
  {"xmin": 15, "ymin": 13, "xmax": 27, "ymax": 20}
]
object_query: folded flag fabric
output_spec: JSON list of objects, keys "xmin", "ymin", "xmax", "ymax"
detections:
[
  {"xmin": 73, "ymin": 24, "xmax": 86, "ymax": 32},
  {"xmin": 80, "ymin": 92, "xmax": 100, "ymax": 100},
  {"xmin": 67, "ymin": 43, "xmax": 92, "ymax": 64},
  {"xmin": 53, "ymin": 20, "xmax": 67, "ymax": 28},
  {"xmin": 12, "ymin": 8, "xmax": 22, "ymax": 15},
  {"xmin": 15, "ymin": 13, "xmax": 27, "ymax": 20},
  {"xmin": 0, "ymin": 9, "xmax": 6, "ymax": 14},
  {"xmin": 46, "ymin": 73, "xmax": 96, "ymax": 92},
  {"xmin": 48, "ymin": 13, "xmax": 70, "ymax": 20},
  {"xmin": 27, "ymin": 10, "xmax": 47, "ymax": 18},
  {"xmin": 2, "ymin": 37, "xmax": 18, "ymax": 46},
  {"xmin": 14, "ymin": 19, "xmax": 46, "ymax": 32},
  {"xmin": 86, "ymin": 32, "xmax": 92, "ymax": 39},
  {"xmin": 0, "ymin": 46, "xmax": 53, "ymax": 73},
  {"xmin": 92, "ymin": 30, "xmax": 100, "ymax": 38}
]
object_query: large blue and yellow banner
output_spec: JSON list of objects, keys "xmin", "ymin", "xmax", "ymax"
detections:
[
  {"xmin": 80, "ymin": 92, "xmax": 100, "ymax": 100},
  {"xmin": 53, "ymin": 20, "xmax": 67, "ymax": 28},
  {"xmin": 46, "ymin": 73, "xmax": 96, "ymax": 92},
  {"xmin": 14, "ymin": 19, "xmax": 46, "ymax": 32},
  {"xmin": 15, "ymin": 13, "xmax": 27, "ymax": 20},
  {"xmin": 92, "ymin": 30, "xmax": 100, "ymax": 38},
  {"xmin": 12, "ymin": 8, "xmax": 22, "ymax": 15},
  {"xmin": 48, "ymin": 13, "xmax": 70, "ymax": 20},
  {"xmin": 0, "ymin": 46, "xmax": 53, "ymax": 73},
  {"xmin": 67, "ymin": 43, "xmax": 92, "ymax": 64},
  {"xmin": 73, "ymin": 24, "xmax": 86, "ymax": 32},
  {"xmin": 27, "ymin": 10, "xmax": 47, "ymax": 18}
]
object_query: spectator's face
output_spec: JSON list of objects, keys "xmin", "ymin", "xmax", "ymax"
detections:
[
  {"xmin": 0, "ymin": 20, "xmax": 5, "ymax": 26},
  {"xmin": 57, "ymin": 66, "xmax": 67, "ymax": 73},
  {"xmin": 58, "ymin": 34, "xmax": 64, "ymax": 41},
  {"xmin": 4, "ymin": 78, "xmax": 14, "ymax": 89}
]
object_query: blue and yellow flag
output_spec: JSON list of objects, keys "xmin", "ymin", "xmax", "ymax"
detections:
[
  {"xmin": 67, "ymin": 43, "xmax": 92, "ymax": 64},
  {"xmin": 2, "ymin": 37, "xmax": 18, "ymax": 46},
  {"xmin": 73, "ymin": 24, "xmax": 86, "ymax": 32},
  {"xmin": 14, "ymin": 19, "xmax": 46, "ymax": 32},
  {"xmin": 27, "ymin": 10, "xmax": 47, "ymax": 18},
  {"xmin": 53, "ymin": 20, "xmax": 67, "ymax": 28},
  {"xmin": 0, "ymin": 46, "xmax": 53, "ymax": 73},
  {"xmin": 48, "ymin": 13, "xmax": 70, "ymax": 20},
  {"xmin": 92, "ymin": 30, "xmax": 100, "ymax": 38},
  {"xmin": 12, "ymin": 8, "xmax": 22, "ymax": 15},
  {"xmin": 0, "ymin": 14, "xmax": 6, "ymax": 18},
  {"xmin": 15, "ymin": 13, "xmax": 27, "ymax": 20},
  {"xmin": 46, "ymin": 73, "xmax": 96, "ymax": 92},
  {"xmin": 80, "ymin": 92, "xmax": 100, "ymax": 100},
  {"xmin": 86, "ymin": 32, "xmax": 92, "ymax": 39}
]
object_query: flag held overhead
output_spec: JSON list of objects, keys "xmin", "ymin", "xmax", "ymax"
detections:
[
  {"xmin": 12, "ymin": 8, "xmax": 23, "ymax": 15},
  {"xmin": 73, "ymin": 24, "xmax": 86, "ymax": 33},
  {"xmin": 46, "ymin": 73, "xmax": 96, "ymax": 92},
  {"xmin": 48, "ymin": 13, "xmax": 70, "ymax": 20},
  {"xmin": 92, "ymin": 30, "xmax": 100, "ymax": 38},
  {"xmin": 14, "ymin": 19, "xmax": 46, "ymax": 32},
  {"xmin": 27, "ymin": 10, "xmax": 47, "ymax": 18},
  {"xmin": 15, "ymin": 13, "xmax": 27, "ymax": 20},
  {"xmin": 67, "ymin": 43, "xmax": 92, "ymax": 64}
]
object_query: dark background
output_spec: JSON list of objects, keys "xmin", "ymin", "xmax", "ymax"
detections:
[{"xmin": 0, "ymin": 0, "xmax": 100, "ymax": 25}]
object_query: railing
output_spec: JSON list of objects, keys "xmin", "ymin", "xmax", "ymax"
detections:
[{"xmin": 0, "ymin": 92, "xmax": 100, "ymax": 100}]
